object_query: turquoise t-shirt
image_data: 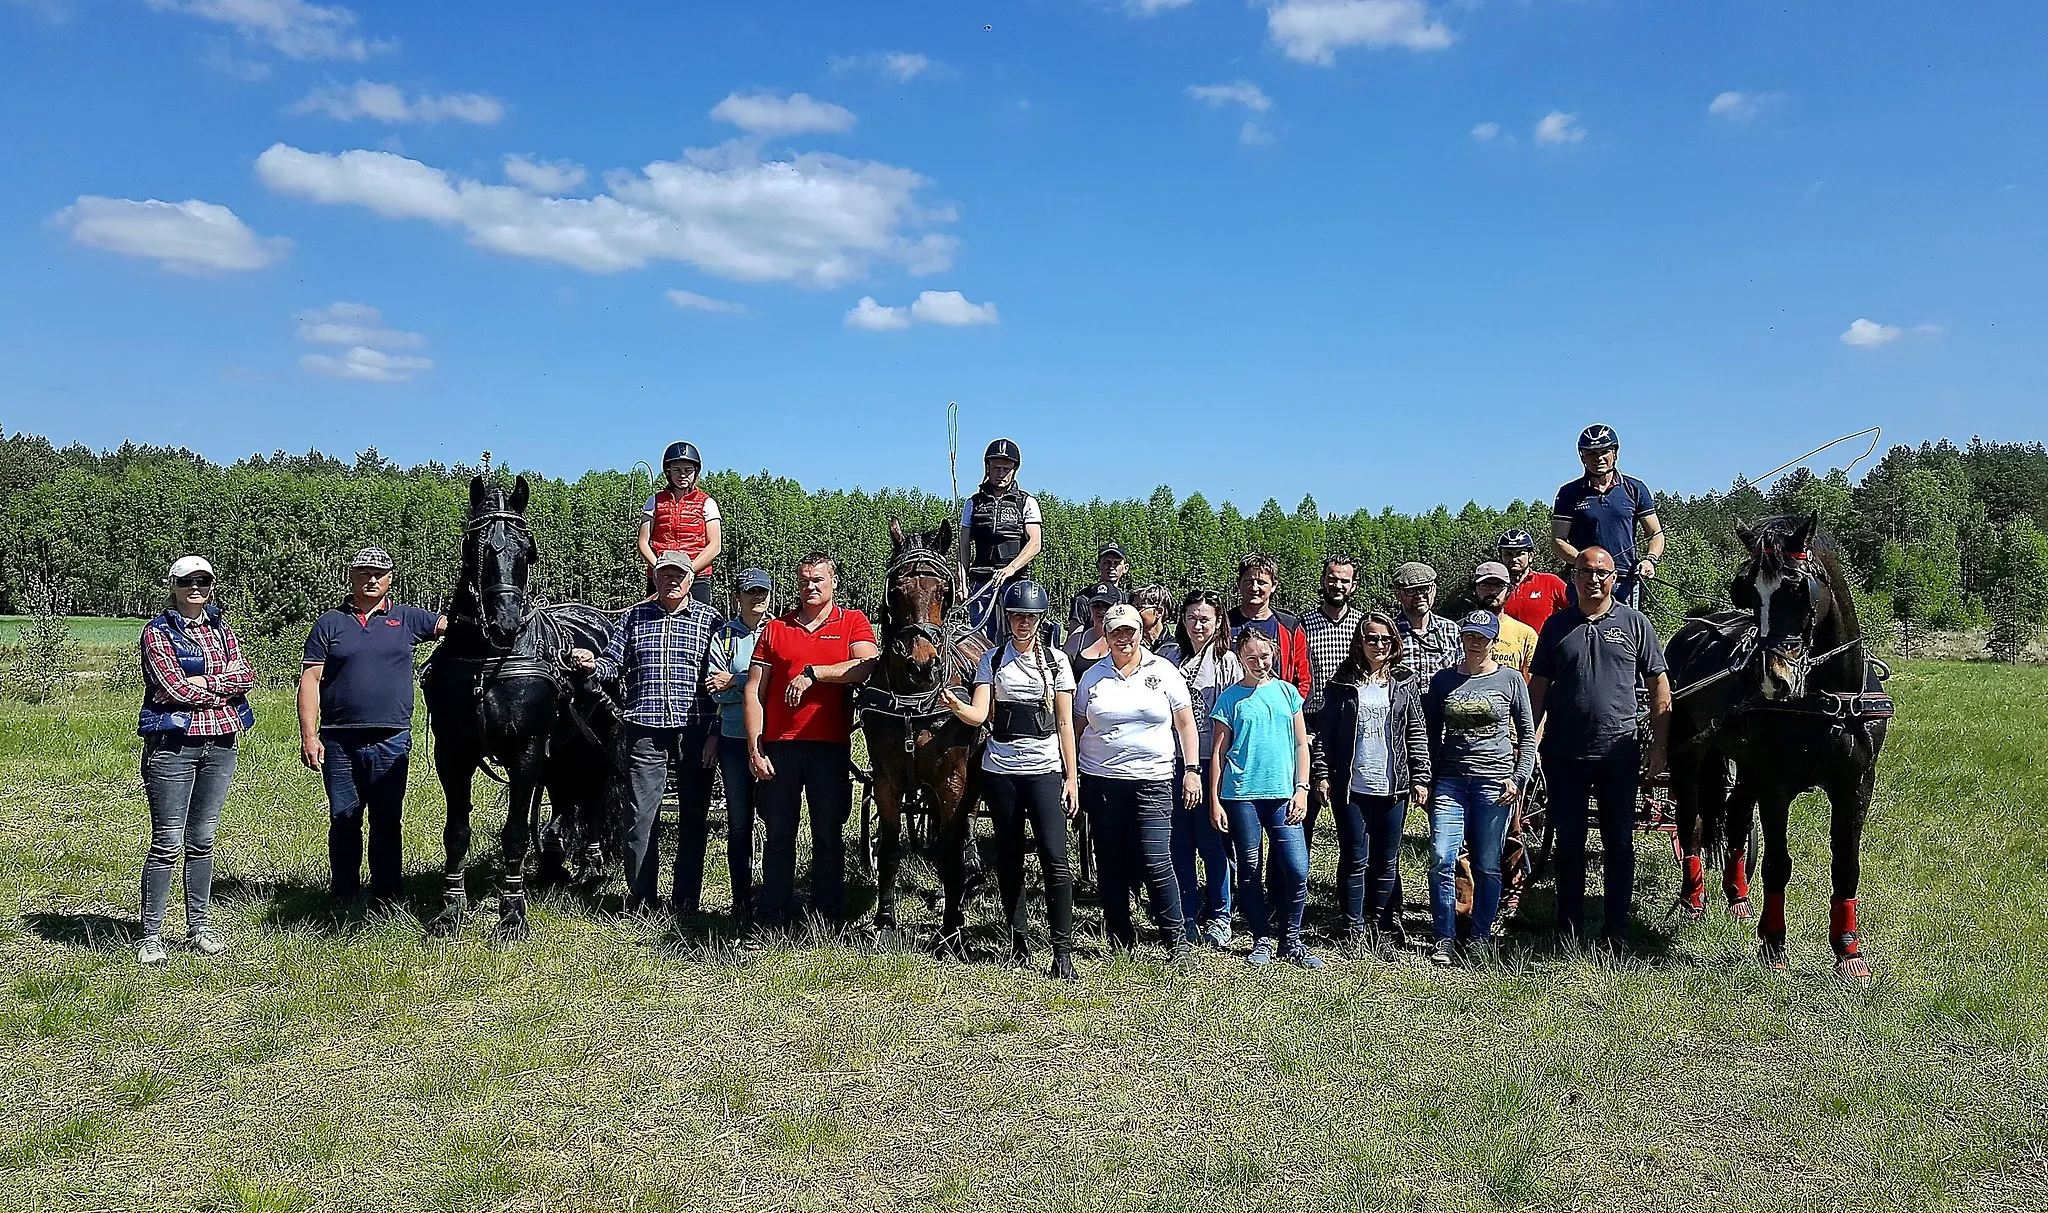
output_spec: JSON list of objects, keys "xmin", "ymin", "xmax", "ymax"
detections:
[{"xmin": 1210, "ymin": 678, "xmax": 1305, "ymax": 801}]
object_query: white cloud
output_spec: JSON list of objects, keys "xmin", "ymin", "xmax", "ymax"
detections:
[
  {"xmin": 1470, "ymin": 121, "xmax": 1499, "ymax": 141},
  {"xmin": 502, "ymin": 154, "xmax": 587, "ymax": 194},
  {"xmin": 1240, "ymin": 121, "xmax": 1274, "ymax": 146},
  {"xmin": 143, "ymin": 0, "xmax": 392, "ymax": 62},
  {"xmin": 299, "ymin": 345, "xmax": 432, "ymax": 382},
  {"xmin": 294, "ymin": 301, "xmax": 426, "ymax": 347},
  {"xmin": 845, "ymin": 296, "xmax": 910, "ymax": 330},
  {"xmin": 831, "ymin": 51, "xmax": 932, "ymax": 81},
  {"xmin": 909, "ymin": 290, "xmax": 997, "ymax": 326},
  {"xmin": 1840, "ymin": 318, "xmax": 1902, "ymax": 348},
  {"xmin": 1186, "ymin": 81, "xmax": 1272, "ymax": 113},
  {"xmin": 1128, "ymin": 0, "xmax": 1195, "ymax": 13},
  {"xmin": 50, "ymin": 195, "xmax": 288, "ymax": 273},
  {"xmin": 665, "ymin": 289, "xmax": 744, "ymax": 314},
  {"xmin": 1266, "ymin": 0, "xmax": 1453, "ymax": 65},
  {"xmin": 1534, "ymin": 110, "xmax": 1585, "ymax": 145},
  {"xmin": 1912, "ymin": 323, "xmax": 1946, "ymax": 337},
  {"xmin": 293, "ymin": 80, "xmax": 503, "ymax": 125},
  {"xmin": 710, "ymin": 92, "xmax": 856, "ymax": 137},
  {"xmin": 255, "ymin": 140, "xmax": 958, "ymax": 287},
  {"xmin": 1708, "ymin": 91, "xmax": 1780, "ymax": 121}
]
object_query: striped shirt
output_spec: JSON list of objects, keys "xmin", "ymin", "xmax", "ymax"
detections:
[
  {"xmin": 1397, "ymin": 612, "xmax": 1462, "ymax": 675},
  {"xmin": 1300, "ymin": 604, "xmax": 1358, "ymax": 716},
  {"xmin": 594, "ymin": 599, "xmax": 718, "ymax": 729},
  {"xmin": 140, "ymin": 613, "xmax": 254, "ymax": 737}
]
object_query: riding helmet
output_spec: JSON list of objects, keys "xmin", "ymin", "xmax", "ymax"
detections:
[
  {"xmin": 1001, "ymin": 579, "xmax": 1052, "ymax": 614},
  {"xmin": 1577, "ymin": 424, "xmax": 1619, "ymax": 452},
  {"xmin": 1497, "ymin": 528, "xmax": 1536, "ymax": 552},
  {"xmin": 662, "ymin": 440, "xmax": 702, "ymax": 467},
  {"xmin": 984, "ymin": 437, "xmax": 1022, "ymax": 466}
]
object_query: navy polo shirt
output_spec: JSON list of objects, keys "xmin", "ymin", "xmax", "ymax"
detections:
[
  {"xmin": 1531, "ymin": 602, "xmax": 1667, "ymax": 761},
  {"xmin": 304, "ymin": 600, "xmax": 441, "ymax": 730},
  {"xmin": 1552, "ymin": 473, "xmax": 1655, "ymax": 569}
]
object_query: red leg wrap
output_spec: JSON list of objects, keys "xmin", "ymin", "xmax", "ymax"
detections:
[
  {"xmin": 1830, "ymin": 898, "xmax": 1861, "ymax": 957},
  {"xmin": 1761, "ymin": 892, "xmax": 1787, "ymax": 938},
  {"xmin": 1682, "ymin": 855, "xmax": 1705, "ymax": 911},
  {"xmin": 1724, "ymin": 848, "xmax": 1750, "ymax": 902}
]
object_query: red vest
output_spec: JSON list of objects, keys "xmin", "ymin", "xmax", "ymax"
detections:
[{"xmin": 648, "ymin": 487, "xmax": 714, "ymax": 574}]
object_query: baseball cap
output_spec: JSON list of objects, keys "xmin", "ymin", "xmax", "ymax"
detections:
[
  {"xmin": 1097, "ymin": 542, "xmax": 1126, "ymax": 561},
  {"xmin": 167, "ymin": 555, "xmax": 215, "ymax": 582},
  {"xmin": 737, "ymin": 568, "xmax": 772, "ymax": 592},
  {"xmin": 1392, "ymin": 561, "xmax": 1436, "ymax": 589},
  {"xmin": 651, "ymin": 550, "xmax": 692, "ymax": 573},
  {"xmin": 1473, "ymin": 562, "xmax": 1511, "ymax": 585},
  {"xmin": 1458, "ymin": 610, "xmax": 1500, "ymax": 640},
  {"xmin": 1103, "ymin": 604, "xmax": 1142, "ymax": 633},
  {"xmin": 350, "ymin": 546, "xmax": 394, "ymax": 571},
  {"xmin": 1085, "ymin": 581, "xmax": 1122, "ymax": 605}
]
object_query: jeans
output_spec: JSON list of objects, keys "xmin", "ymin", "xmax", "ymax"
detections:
[
  {"xmin": 982, "ymin": 770, "xmax": 1076, "ymax": 952},
  {"xmin": 618, "ymin": 720, "xmax": 715, "ymax": 909},
  {"xmin": 1081, "ymin": 774, "xmax": 1185, "ymax": 951},
  {"xmin": 1224, "ymin": 798, "xmax": 1310, "ymax": 943},
  {"xmin": 321, "ymin": 728, "xmax": 411, "ymax": 902},
  {"xmin": 1171, "ymin": 760, "xmax": 1233, "ymax": 938},
  {"xmin": 1334, "ymin": 790, "xmax": 1404, "ymax": 939},
  {"xmin": 1429, "ymin": 775, "xmax": 1514, "ymax": 943},
  {"xmin": 717, "ymin": 734, "xmax": 760, "ymax": 916},
  {"xmin": 1545, "ymin": 746, "xmax": 1641, "ymax": 942},
  {"xmin": 139, "ymin": 734, "xmax": 237, "ymax": 938},
  {"xmin": 757, "ymin": 740, "xmax": 853, "ymax": 926}
]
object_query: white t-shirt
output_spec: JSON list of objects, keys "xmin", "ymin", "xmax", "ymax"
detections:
[
  {"xmin": 1073, "ymin": 649, "xmax": 1193, "ymax": 781},
  {"xmin": 959, "ymin": 493, "xmax": 1043, "ymax": 534},
  {"xmin": 975, "ymin": 642, "xmax": 1075, "ymax": 776},
  {"xmin": 1349, "ymin": 680, "xmax": 1394, "ymax": 796}
]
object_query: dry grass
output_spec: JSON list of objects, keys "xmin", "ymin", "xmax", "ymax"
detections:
[{"xmin": 2, "ymin": 663, "xmax": 2045, "ymax": 1212}]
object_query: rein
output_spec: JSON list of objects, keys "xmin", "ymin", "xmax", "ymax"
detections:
[{"xmin": 861, "ymin": 543, "xmax": 979, "ymax": 751}]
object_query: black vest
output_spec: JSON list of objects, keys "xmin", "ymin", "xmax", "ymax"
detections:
[{"xmin": 968, "ymin": 484, "xmax": 1030, "ymax": 572}]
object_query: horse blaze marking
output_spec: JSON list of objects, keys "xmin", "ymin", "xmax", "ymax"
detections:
[{"xmin": 1752, "ymin": 567, "xmax": 1784, "ymax": 642}]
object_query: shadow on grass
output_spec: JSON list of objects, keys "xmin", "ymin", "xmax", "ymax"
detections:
[{"xmin": 21, "ymin": 911, "xmax": 135, "ymax": 951}]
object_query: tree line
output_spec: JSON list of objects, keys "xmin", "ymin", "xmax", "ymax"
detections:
[{"xmin": 4, "ymin": 426, "xmax": 2045, "ymax": 684}]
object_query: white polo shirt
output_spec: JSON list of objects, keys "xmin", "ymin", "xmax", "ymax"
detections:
[{"xmin": 1073, "ymin": 648, "xmax": 1192, "ymax": 781}]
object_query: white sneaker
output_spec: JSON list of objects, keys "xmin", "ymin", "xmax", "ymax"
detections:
[
  {"xmin": 137, "ymin": 936, "xmax": 168, "ymax": 966},
  {"xmin": 188, "ymin": 929, "xmax": 227, "ymax": 956}
]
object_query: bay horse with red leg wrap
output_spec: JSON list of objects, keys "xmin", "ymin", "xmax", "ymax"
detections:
[
  {"xmin": 856, "ymin": 519, "xmax": 990, "ymax": 955},
  {"xmin": 1666, "ymin": 514, "xmax": 1892, "ymax": 983}
]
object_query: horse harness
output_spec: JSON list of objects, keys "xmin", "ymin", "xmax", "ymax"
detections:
[{"xmin": 858, "ymin": 545, "xmax": 982, "ymax": 753}]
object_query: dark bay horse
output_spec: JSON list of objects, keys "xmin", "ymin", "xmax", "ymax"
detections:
[
  {"xmin": 420, "ymin": 476, "xmax": 618, "ymax": 941},
  {"xmin": 857, "ymin": 519, "xmax": 989, "ymax": 953},
  {"xmin": 1666, "ymin": 514, "xmax": 1891, "ymax": 982}
]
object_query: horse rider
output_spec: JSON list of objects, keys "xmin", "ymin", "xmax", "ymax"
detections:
[
  {"xmin": 960, "ymin": 437, "xmax": 1044, "ymax": 642},
  {"xmin": 639, "ymin": 440, "xmax": 723, "ymax": 606},
  {"xmin": 1496, "ymin": 528, "xmax": 1569, "ymax": 635},
  {"xmin": 570, "ymin": 552, "xmax": 720, "ymax": 916},
  {"xmin": 1552, "ymin": 425, "xmax": 1663, "ymax": 609},
  {"xmin": 298, "ymin": 546, "xmax": 446, "ymax": 912},
  {"xmin": 1070, "ymin": 542, "xmax": 1131, "ymax": 633}
]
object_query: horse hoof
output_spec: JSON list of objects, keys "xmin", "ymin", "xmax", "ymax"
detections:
[
  {"xmin": 1727, "ymin": 898, "xmax": 1754, "ymax": 923},
  {"xmin": 425, "ymin": 898, "xmax": 467, "ymax": 939},
  {"xmin": 494, "ymin": 899, "xmax": 531, "ymax": 944},
  {"xmin": 1679, "ymin": 903, "xmax": 1704, "ymax": 924},
  {"xmin": 1758, "ymin": 941, "xmax": 1788, "ymax": 972},
  {"xmin": 1834, "ymin": 954, "xmax": 1872, "ymax": 986}
]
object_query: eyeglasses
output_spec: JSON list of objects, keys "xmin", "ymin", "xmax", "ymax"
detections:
[
  {"xmin": 1576, "ymin": 568, "xmax": 1618, "ymax": 580},
  {"xmin": 174, "ymin": 575, "xmax": 215, "ymax": 588}
]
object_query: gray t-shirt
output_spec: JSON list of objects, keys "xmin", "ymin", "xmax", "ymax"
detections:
[
  {"xmin": 1349, "ymin": 680, "xmax": 1394, "ymax": 796},
  {"xmin": 1423, "ymin": 665, "xmax": 1536, "ymax": 784},
  {"xmin": 975, "ymin": 642, "xmax": 1075, "ymax": 776},
  {"xmin": 1179, "ymin": 647, "xmax": 1244, "ymax": 764},
  {"xmin": 1531, "ymin": 603, "xmax": 1669, "ymax": 760}
]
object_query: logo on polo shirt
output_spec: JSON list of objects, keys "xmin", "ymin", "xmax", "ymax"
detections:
[
  {"xmin": 1144, "ymin": 675, "xmax": 1161, "ymax": 689},
  {"xmin": 385, "ymin": 618, "xmax": 402, "ymax": 627}
]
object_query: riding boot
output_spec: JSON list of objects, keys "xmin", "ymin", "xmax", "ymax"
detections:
[
  {"xmin": 1007, "ymin": 929, "xmax": 1032, "ymax": 968},
  {"xmin": 1047, "ymin": 949, "xmax": 1078, "ymax": 982}
]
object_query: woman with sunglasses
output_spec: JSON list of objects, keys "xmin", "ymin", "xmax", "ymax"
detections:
[
  {"xmin": 1173, "ymin": 590, "xmax": 1241, "ymax": 948},
  {"xmin": 134, "ymin": 556, "xmax": 255, "ymax": 965}
]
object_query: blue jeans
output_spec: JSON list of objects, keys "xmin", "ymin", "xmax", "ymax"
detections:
[
  {"xmin": 1171, "ymin": 760, "xmax": 1233, "ymax": 938},
  {"xmin": 1224, "ymin": 798, "xmax": 1309, "ymax": 943},
  {"xmin": 1545, "ymin": 747, "xmax": 1641, "ymax": 942},
  {"xmin": 321, "ymin": 728, "xmax": 412, "ymax": 902},
  {"xmin": 1081, "ymin": 774, "xmax": 1185, "ymax": 951},
  {"xmin": 1334, "ymin": 790, "xmax": 1405, "ymax": 939},
  {"xmin": 718, "ymin": 734, "xmax": 759, "ymax": 916},
  {"xmin": 139, "ymin": 735, "xmax": 237, "ymax": 938},
  {"xmin": 618, "ymin": 720, "xmax": 714, "ymax": 909},
  {"xmin": 1430, "ymin": 775, "xmax": 1515, "ymax": 943}
]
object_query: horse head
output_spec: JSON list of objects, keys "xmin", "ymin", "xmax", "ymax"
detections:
[
  {"xmin": 465, "ymin": 474, "xmax": 536, "ymax": 649},
  {"xmin": 1731, "ymin": 513, "xmax": 1834, "ymax": 701},
  {"xmin": 884, "ymin": 516, "xmax": 955, "ymax": 687}
]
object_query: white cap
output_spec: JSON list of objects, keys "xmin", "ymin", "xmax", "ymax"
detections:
[
  {"xmin": 1103, "ymin": 603, "xmax": 1142, "ymax": 633},
  {"xmin": 167, "ymin": 555, "xmax": 215, "ymax": 582}
]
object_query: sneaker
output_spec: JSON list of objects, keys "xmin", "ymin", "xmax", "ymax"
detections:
[
  {"xmin": 187, "ymin": 929, "xmax": 227, "ymax": 957},
  {"xmin": 1246, "ymin": 937, "xmax": 1274, "ymax": 966},
  {"xmin": 136, "ymin": 936, "xmax": 168, "ymax": 966},
  {"xmin": 1203, "ymin": 919, "xmax": 1233, "ymax": 950},
  {"xmin": 1428, "ymin": 939, "xmax": 1455, "ymax": 967},
  {"xmin": 1281, "ymin": 942, "xmax": 1323, "ymax": 969}
]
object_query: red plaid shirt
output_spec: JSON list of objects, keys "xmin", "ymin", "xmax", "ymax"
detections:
[{"xmin": 141, "ymin": 615, "xmax": 255, "ymax": 737}]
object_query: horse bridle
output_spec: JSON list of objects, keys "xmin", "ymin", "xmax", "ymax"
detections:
[
  {"xmin": 466, "ymin": 507, "xmax": 536, "ymax": 602},
  {"xmin": 861, "ymin": 543, "xmax": 974, "ymax": 748}
]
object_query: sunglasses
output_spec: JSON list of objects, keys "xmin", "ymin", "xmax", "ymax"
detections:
[
  {"xmin": 1363, "ymin": 635, "xmax": 1395, "ymax": 646},
  {"xmin": 174, "ymin": 575, "xmax": 215, "ymax": 588}
]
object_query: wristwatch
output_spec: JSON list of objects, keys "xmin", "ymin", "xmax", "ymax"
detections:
[{"xmin": 802, "ymin": 665, "xmax": 817, "ymax": 682}]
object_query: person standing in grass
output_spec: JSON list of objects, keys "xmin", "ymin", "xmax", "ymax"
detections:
[
  {"xmin": 1208, "ymin": 626, "xmax": 1320, "ymax": 968},
  {"xmin": 703, "ymin": 568, "xmax": 775, "ymax": 922},
  {"xmin": 1312, "ymin": 611, "xmax": 1431, "ymax": 956},
  {"xmin": 134, "ymin": 555, "xmax": 254, "ymax": 966},
  {"xmin": 1300, "ymin": 555, "xmax": 1361, "ymax": 855},
  {"xmin": 1422, "ymin": 611, "xmax": 1537, "ymax": 966},
  {"xmin": 1074, "ymin": 603, "xmax": 1202, "ymax": 965},
  {"xmin": 299, "ymin": 547, "xmax": 446, "ymax": 912},
  {"xmin": 1473, "ymin": 562, "xmax": 1540, "ymax": 680},
  {"xmin": 1174, "ymin": 591, "xmax": 1242, "ymax": 949}
]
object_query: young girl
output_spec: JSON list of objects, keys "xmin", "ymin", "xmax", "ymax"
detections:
[
  {"xmin": 1208, "ymin": 627, "xmax": 1319, "ymax": 968},
  {"xmin": 639, "ymin": 440, "xmax": 722, "ymax": 604}
]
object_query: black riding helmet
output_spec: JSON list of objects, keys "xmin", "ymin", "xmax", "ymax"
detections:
[
  {"xmin": 1001, "ymin": 579, "xmax": 1052, "ymax": 614},
  {"xmin": 1578, "ymin": 424, "xmax": 1619, "ymax": 452},
  {"xmin": 662, "ymin": 440, "xmax": 701, "ymax": 467},
  {"xmin": 984, "ymin": 437, "xmax": 1021, "ymax": 466},
  {"xmin": 1497, "ymin": 528, "xmax": 1536, "ymax": 551}
]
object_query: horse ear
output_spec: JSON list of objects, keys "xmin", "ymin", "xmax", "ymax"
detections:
[
  {"xmin": 1791, "ymin": 512, "xmax": 1818, "ymax": 553},
  {"xmin": 469, "ymin": 476, "xmax": 486, "ymax": 514},
  {"xmin": 889, "ymin": 518, "xmax": 906, "ymax": 547},
  {"xmin": 934, "ymin": 519, "xmax": 952, "ymax": 555},
  {"xmin": 1734, "ymin": 519, "xmax": 1756, "ymax": 551},
  {"xmin": 510, "ymin": 475, "xmax": 530, "ymax": 514}
]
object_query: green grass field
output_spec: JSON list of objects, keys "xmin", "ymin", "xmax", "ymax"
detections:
[
  {"xmin": 3, "ymin": 662, "xmax": 2045, "ymax": 1212},
  {"xmin": 0, "ymin": 616, "xmax": 140, "ymax": 651}
]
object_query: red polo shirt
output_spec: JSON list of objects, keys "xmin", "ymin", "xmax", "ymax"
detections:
[
  {"xmin": 1503, "ymin": 571, "xmax": 1570, "ymax": 635},
  {"xmin": 752, "ymin": 604, "xmax": 876, "ymax": 743}
]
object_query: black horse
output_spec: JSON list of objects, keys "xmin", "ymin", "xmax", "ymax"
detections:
[
  {"xmin": 857, "ymin": 519, "xmax": 989, "ymax": 953},
  {"xmin": 1666, "ymin": 514, "xmax": 1891, "ymax": 982},
  {"xmin": 420, "ymin": 476, "xmax": 618, "ymax": 941}
]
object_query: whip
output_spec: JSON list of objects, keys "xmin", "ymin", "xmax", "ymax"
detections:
[{"xmin": 1746, "ymin": 426, "xmax": 1882, "ymax": 490}]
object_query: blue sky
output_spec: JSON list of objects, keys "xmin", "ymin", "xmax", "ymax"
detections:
[{"xmin": 3, "ymin": 0, "xmax": 2043, "ymax": 513}]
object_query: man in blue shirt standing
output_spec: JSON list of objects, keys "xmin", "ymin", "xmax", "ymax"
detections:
[
  {"xmin": 702, "ymin": 567, "xmax": 775, "ymax": 921},
  {"xmin": 299, "ymin": 546, "xmax": 446, "ymax": 911},
  {"xmin": 1551, "ymin": 424, "xmax": 1665, "ymax": 609},
  {"xmin": 572, "ymin": 551, "xmax": 719, "ymax": 914}
]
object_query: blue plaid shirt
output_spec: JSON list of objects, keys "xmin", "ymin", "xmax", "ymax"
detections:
[
  {"xmin": 1397, "ymin": 612, "xmax": 1462, "ymax": 675},
  {"xmin": 594, "ymin": 599, "xmax": 717, "ymax": 729}
]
